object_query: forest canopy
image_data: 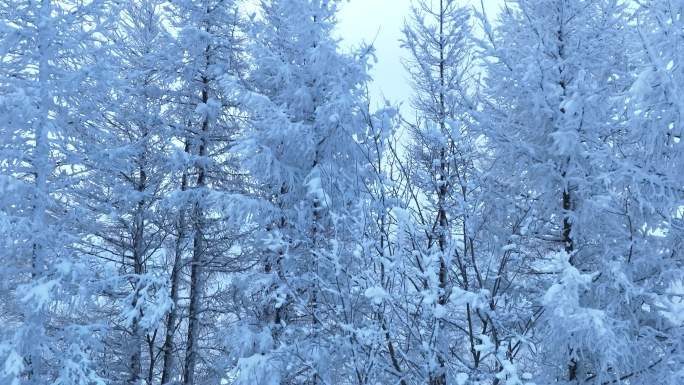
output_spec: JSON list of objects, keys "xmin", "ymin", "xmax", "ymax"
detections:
[{"xmin": 0, "ymin": 1, "xmax": 683, "ymax": 385}]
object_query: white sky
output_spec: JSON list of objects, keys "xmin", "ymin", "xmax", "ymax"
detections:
[{"xmin": 336, "ymin": 0, "xmax": 503, "ymax": 110}]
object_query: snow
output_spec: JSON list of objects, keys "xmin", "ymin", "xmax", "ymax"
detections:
[
  {"xmin": 1, "ymin": 0, "xmax": 682, "ymax": 384},
  {"xmin": 434, "ymin": 304, "xmax": 447, "ymax": 319},
  {"xmin": 364, "ymin": 286, "xmax": 388, "ymax": 305},
  {"xmin": 234, "ymin": 354, "xmax": 281, "ymax": 385},
  {"xmin": 658, "ymin": 281, "xmax": 684, "ymax": 326},
  {"xmin": 455, "ymin": 372, "xmax": 469, "ymax": 385},
  {"xmin": 304, "ymin": 170, "xmax": 329, "ymax": 206},
  {"xmin": 21, "ymin": 279, "xmax": 58, "ymax": 311},
  {"xmin": 501, "ymin": 243, "xmax": 517, "ymax": 252},
  {"xmin": 3, "ymin": 348, "xmax": 23, "ymax": 385}
]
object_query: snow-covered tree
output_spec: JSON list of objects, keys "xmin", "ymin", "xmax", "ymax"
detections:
[
  {"xmin": 398, "ymin": 2, "xmax": 537, "ymax": 384},
  {"xmin": 165, "ymin": 0, "xmax": 247, "ymax": 383},
  {"xmin": 0, "ymin": 1, "xmax": 681, "ymax": 384},
  {"xmin": 0, "ymin": 0, "xmax": 116, "ymax": 384},
  {"xmin": 476, "ymin": 0, "xmax": 683, "ymax": 383},
  {"xmin": 352, "ymin": 103, "xmax": 410, "ymax": 385},
  {"xmin": 70, "ymin": 2, "xmax": 176, "ymax": 384},
  {"xmin": 618, "ymin": 1, "xmax": 684, "ymax": 383},
  {"xmin": 229, "ymin": 0, "xmax": 375, "ymax": 383},
  {"xmin": 399, "ymin": 1, "xmax": 476, "ymax": 383}
]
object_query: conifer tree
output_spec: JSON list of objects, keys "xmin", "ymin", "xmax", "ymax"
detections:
[
  {"xmin": 0, "ymin": 0, "xmax": 117, "ymax": 384},
  {"xmin": 230, "ymin": 1, "xmax": 374, "ymax": 383}
]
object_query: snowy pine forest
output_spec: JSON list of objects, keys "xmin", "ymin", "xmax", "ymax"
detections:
[{"xmin": 1, "ymin": 0, "xmax": 683, "ymax": 384}]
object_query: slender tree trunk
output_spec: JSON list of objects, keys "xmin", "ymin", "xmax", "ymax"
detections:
[
  {"xmin": 127, "ymin": 265, "xmax": 144, "ymax": 385},
  {"xmin": 564, "ymin": 185, "xmax": 577, "ymax": 382},
  {"xmin": 33, "ymin": 0, "xmax": 50, "ymax": 281},
  {"xmin": 430, "ymin": 2, "xmax": 448, "ymax": 384},
  {"xmin": 555, "ymin": 16, "xmax": 578, "ymax": 382},
  {"xmin": 147, "ymin": 331, "xmax": 158, "ymax": 385},
  {"xmin": 563, "ymin": 183, "xmax": 577, "ymax": 383},
  {"xmin": 309, "ymin": 155, "xmax": 322, "ymax": 385},
  {"xmin": 128, "ymin": 157, "xmax": 148, "ymax": 385},
  {"xmin": 25, "ymin": 1, "xmax": 52, "ymax": 382},
  {"xmin": 161, "ymin": 141, "xmax": 190, "ymax": 385},
  {"xmin": 183, "ymin": 80, "xmax": 209, "ymax": 385}
]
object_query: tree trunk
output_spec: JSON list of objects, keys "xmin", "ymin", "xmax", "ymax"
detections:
[
  {"xmin": 161, "ymin": 141, "xmax": 190, "ymax": 385},
  {"xmin": 430, "ymin": 2, "xmax": 448, "ymax": 384},
  {"xmin": 147, "ymin": 331, "xmax": 158, "ymax": 385},
  {"xmin": 128, "ymin": 158, "xmax": 148, "ymax": 385},
  {"xmin": 183, "ymin": 80, "xmax": 209, "ymax": 385},
  {"xmin": 25, "ymin": 2, "xmax": 53, "ymax": 382}
]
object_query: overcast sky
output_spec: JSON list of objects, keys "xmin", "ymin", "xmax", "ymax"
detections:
[{"xmin": 335, "ymin": 0, "xmax": 503, "ymax": 110}]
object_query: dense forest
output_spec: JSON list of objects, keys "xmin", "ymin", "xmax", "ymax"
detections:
[{"xmin": 1, "ymin": 0, "xmax": 683, "ymax": 384}]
